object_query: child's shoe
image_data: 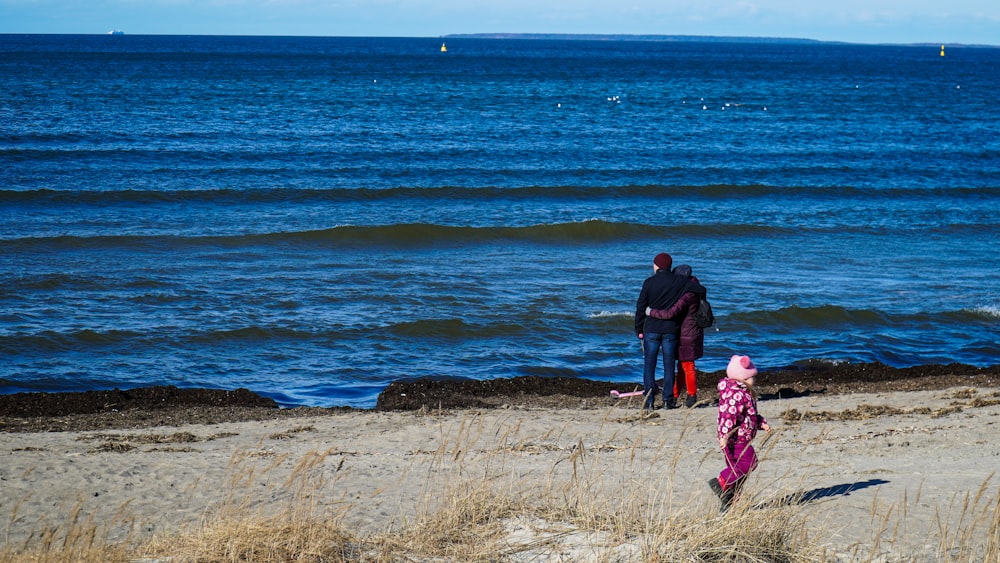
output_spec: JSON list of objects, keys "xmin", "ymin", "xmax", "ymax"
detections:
[
  {"xmin": 709, "ymin": 477, "xmax": 737, "ymax": 512},
  {"xmin": 708, "ymin": 477, "xmax": 725, "ymax": 498},
  {"xmin": 719, "ymin": 486, "xmax": 737, "ymax": 512},
  {"xmin": 685, "ymin": 394, "xmax": 698, "ymax": 408},
  {"xmin": 720, "ymin": 477, "xmax": 746, "ymax": 512}
]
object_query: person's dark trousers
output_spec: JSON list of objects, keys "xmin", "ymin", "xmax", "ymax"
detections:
[{"xmin": 641, "ymin": 332, "xmax": 677, "ymax": 409}]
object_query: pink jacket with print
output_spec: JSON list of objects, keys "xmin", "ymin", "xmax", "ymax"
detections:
[{"xmin": 717, "ymin": 377, "xmax": 767, "ymax": 445}]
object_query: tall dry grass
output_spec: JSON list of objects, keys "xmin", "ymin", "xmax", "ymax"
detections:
[
  {"xmin": 987, "ymin": 485, "xmax": 1000, "ymax": 562},
  {"xmin": 0, "ymin": 499, "xmax": 135, "ymax": 563},
  {"xmin": 2, "ymin": 410, "xmax": 998, "ymax": 562}
]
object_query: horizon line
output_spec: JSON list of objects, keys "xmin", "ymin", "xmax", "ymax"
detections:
[{"xmin": 2, "ymin": 32, "xmax": 997, "ymax": 48}]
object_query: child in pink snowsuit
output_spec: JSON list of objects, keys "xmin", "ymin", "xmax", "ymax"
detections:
[{"xmin": 708, "ymin": 354, "xmax": 770, "ymax": 511}]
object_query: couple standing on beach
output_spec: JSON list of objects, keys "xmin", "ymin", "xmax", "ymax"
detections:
[
  {"xmin": 634, "ymin": 252, "xmax": 771, "ymax": 511},
  {"xmin": 633, "ymin": 252, "xmax": 707, "ymax": 410}
]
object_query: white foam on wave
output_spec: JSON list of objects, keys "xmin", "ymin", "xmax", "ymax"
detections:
[
  {"xmin": 969, "ymin": 305, "xmax": 1000, "ymax": 318},
  {"xmin": 589, "ymin": 310, "xmax": 631, "ymax": 319},
  {"xmin": 793, "ymin": 358, "xmax": 849, "ymax": 368}
]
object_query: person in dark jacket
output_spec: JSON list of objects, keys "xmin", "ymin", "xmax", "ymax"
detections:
[
  {"xmin": 634, "ymin": 253, "xmax": 691, "ymax": 409},
  {"xmin": 645, "ymin": 264, "xmax": 707, "ymax": 408}
]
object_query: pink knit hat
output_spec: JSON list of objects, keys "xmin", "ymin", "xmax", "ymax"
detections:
[{"xmin": 726, "ymin": 355, "xmax": 758, "ymax": 381}]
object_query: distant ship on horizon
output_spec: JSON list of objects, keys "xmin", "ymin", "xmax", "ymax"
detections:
[{"xmin": 108, "ymin": 29, "xmax": 124, "ymax": 35}]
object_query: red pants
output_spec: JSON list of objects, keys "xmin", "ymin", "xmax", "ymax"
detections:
[{"xmin": 673, "ymin": 360, "xmax": 697, "ymax": 397}]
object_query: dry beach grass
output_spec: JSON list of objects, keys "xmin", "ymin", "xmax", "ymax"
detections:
[{"xmin": 2, "ymin": 364, "xmax": 1000, "ymax": 561}]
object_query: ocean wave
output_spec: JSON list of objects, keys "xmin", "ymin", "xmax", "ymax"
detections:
[
  {"xmin": 4, "ymin": 221, "xmax": 790, "ymax": 251},
  {"xmin": 965, "ymin": 305, "xmax": 1000, "ymax": 319},
  {"xmin": 238, "ymin": 220, "xmax": 790, "ymax": 245},
  {"xmin": 3, "ymin": 275, "xmax": 179, "ymax": 300},
  {"xmin": 4, "ymin": 273, "xmax": 109, "ymax": 292},
  {"xmin": 728, "ymin": 305, "xmax": 999, "ymax": 330},
  {"xmin": 387, "ymin": 318, "xmax": 529, "ymax": 339},
  {"xmin": 185, "ymin": 326, "xmax": 314, "ymax": 343},
  {"xmin": 3, "ymin": 184, "xmax": 998, "ymax": 206},
  {"xmin": 729, "ymin": 305, "xmax": 892, "ymax": 328},
  {"xmin": 0, "ymin": 329, "xmax": 145, "ymax": 354},
  {"xmin": 0, "ymin": 324, "xmax": 337, "ymax": 355}
]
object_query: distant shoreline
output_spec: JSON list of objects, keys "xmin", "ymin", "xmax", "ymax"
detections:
[
  {"xmin": 442, "ymin": 33, "xmax": 998, "ymax": 48},
  {"xmin": 445, "ymin": 33, "xmax": 834, "ymax": 44}
]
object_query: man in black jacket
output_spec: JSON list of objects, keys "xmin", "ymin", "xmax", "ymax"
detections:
[{"xmin": 634, "ymin": 252, "xmax": 690, "ymax": 409}]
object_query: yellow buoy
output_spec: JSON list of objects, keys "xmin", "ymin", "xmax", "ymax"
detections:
[
  {"xmin": 441, "ymin": 42, "xmax": 447, "ymax": 53},
  {"xmin": 940, "ymin": 45, "xmax": 945, "ymax": 57}
]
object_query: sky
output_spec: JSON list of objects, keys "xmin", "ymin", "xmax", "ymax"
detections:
[{"xmin": 1, "ymin": 0, "xmax": 998, "ymax": 45}]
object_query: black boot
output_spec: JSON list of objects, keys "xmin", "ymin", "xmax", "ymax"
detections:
[
  {"xmin": 662, "ymin": 396, "xmax": 677, "ymax": 409},
  {"xmin": 685, "ymin": 394, "xmax": 698, "ymax": 408},
  {"xmin": 708, "ymin": 477, "xmax": 724, "ymax": 498},
  {"xmin": 720, "ymin": 477, "xmax": 746, "ymax": 512},
  {"xmin": 643, "ymin": 388, "xmax": 656, "ymax": 411},
  {"xmin": 719, "ymin": 487, "xmax": 736, "ymax": 512}
]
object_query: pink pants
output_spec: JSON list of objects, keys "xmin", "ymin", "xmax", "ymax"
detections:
[{"xmin": 719, "ymin": 441, "xmax": 758, "ymax": 489}]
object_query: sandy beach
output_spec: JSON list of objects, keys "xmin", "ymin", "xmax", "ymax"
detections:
[{"xmin": 2, "ymin": 371, "xmax": 1000, "ymax": 561}]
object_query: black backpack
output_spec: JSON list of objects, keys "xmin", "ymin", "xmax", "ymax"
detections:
[{"xmin": 693, "ymin": 297, "xmax": 715, "ymax": 328}]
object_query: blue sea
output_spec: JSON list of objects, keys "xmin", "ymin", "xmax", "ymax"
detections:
[{"xmin": 2, "ymin": 34, "xmax": 998, "ymax": 408}]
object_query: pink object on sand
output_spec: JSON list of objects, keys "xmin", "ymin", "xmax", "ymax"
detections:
[{"xmin": 610, "ymin": 390, "xmax": 644, "ymax": 398}]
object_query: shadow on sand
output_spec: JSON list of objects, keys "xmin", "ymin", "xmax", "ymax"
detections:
[{"xmin": 760, "ymin": 478, "xmax": 890, "ymax": 508}]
